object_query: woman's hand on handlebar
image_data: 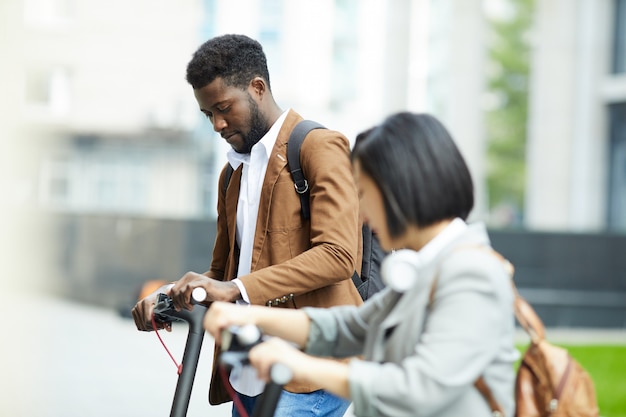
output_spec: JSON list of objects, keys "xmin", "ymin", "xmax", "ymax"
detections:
[
  {"xmin": 248, "ymin": 338, "xmax": 304, "ymax": 383},
  {"xmin": 203, "ymin": 301, "xmax": 258, "ymax": 346},
  {"xmin": 251, "ymin": 338, "xmax": 351, "ymax": 399}
]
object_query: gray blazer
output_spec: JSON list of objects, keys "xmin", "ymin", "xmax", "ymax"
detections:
[{"xmin": 304, "ymin": 223, "xmax": 518, "ymax": 417}]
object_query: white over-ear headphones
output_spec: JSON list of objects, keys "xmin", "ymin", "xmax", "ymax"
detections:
[{"xmin": 380, "ymin": 249, "xmax": 421, "ymax": 293}]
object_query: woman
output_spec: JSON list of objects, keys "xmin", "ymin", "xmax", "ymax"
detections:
[{"xmin": 204, "ymin": 112, "xmax": 518, "ymax": 417}]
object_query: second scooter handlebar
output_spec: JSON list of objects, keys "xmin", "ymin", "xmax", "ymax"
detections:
[{"xmin": 218, "ymin": 324, "xmax": 293, "ymax": 417}]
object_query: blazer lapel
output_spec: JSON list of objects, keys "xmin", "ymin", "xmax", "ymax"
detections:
[
  {"xmin": 250, "ymin": 116, "xmax": 295, "ymax": 271},
  {"xmin": 371, "ymin": 266, "xmax": 436, "ymax": 360},
  {"xmin": 226, "ymin": 167, "xmax": 242, "ymax": 278}
]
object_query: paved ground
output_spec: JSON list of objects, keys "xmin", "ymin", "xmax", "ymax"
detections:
[
  {"xmin": 2, "ymin": 290, "xmax": 232, "ymax": 417},
  {"xmin": 2, "ymin": 290, "xmax": 625, "ymax": 417}
]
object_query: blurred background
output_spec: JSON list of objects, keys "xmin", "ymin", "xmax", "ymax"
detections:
[{"xmin": 1, "ymin": 0, "xmax": 626, "ymax": 416}]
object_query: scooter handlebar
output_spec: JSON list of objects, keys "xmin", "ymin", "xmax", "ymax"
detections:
[{"xmin": 152, "ymin": 293, "xmax": 207, "ymax": 417}]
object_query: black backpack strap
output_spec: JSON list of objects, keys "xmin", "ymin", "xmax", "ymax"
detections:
[
  {"xmin": 222, "ymin": 163, "xmax": 234, "ymax": 196},
  {"xmin": 286, "ymin": 120, "xmax": 326, "ymax": 220},
  {"xmin": 352, "ymin": 225, "xmax": 373, "ymax": 293},
  {"xmin": 352, "ymin": 224, "xmax": 386, "ymax": 300}
]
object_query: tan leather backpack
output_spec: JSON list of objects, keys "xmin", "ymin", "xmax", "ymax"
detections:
[{"xmin": 473, "ymin": 250, "xmax": 600, "ymax": 417}]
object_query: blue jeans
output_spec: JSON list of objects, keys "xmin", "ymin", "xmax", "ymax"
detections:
[{"xmin": 231, "ymin": 389, "xmax": 350, "ymax": 417}]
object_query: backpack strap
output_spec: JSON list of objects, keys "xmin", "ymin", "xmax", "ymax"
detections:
[
  {"xmin": 352, "ymin": 225, "xmax": 374, "ymax": 294},
  {"xmin": 466, "ymin": 246, "xmax": 545, "ymax": 343},
  {"xmin": 427, "ymin": 244, "xmax": 527, "ymax": 417},
  {"xmin": 286, "ymin": 120, "xmax": 326, "ymax": 220},
  {"xmin": 222, "ymin": 163, "xmax": 234, "ymax": 196},
  {"xmin": 221, "ymin": 121, "xmax": 325, "ymax": 219},
  {"xmin": 474, "ymin": 377, "xmax": 505, "ymax": 417},
  {"xmin": 459, "ymin": 245, "xmax": 548, "ymax": 417}
]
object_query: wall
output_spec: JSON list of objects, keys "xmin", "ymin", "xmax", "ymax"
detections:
[{"xmin": 25, "ymin": 213, "xmax": 626, "ymax": 328}]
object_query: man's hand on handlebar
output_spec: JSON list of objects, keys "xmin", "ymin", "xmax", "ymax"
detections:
[
  {"xmin": 169, "ymin": 272, "xmax": 240, "ymax": 312},
  {"xmin": 131, "ymin": 272, "xmax": 241, "ymax": 332},
  {"xmin": 131, "ymin": 283, "xmax": 174, "ymax": 332}
]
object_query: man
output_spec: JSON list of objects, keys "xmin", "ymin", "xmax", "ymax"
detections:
[{"xmin": 131, "ymin": 34, "xmax": 362, "ymax": 417}]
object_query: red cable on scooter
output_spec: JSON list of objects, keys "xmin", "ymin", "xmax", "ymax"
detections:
[{"xmin": 151, "ymin": 313, "xmax": 183, "ymax": 375}]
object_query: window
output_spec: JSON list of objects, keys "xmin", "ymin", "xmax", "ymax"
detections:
[
  {"xmin": 40, "ymin": 156, "xmax": 73, "ymax": 209},
  {"xmin": 24, "ymin": 67, "xmax": 72, "ymax": 116},
  {"xmin": 25, "ymin": 69, "xmax": 52, "ymax": 106},
  {"xmin": 331, "ymin": 0, "xmax": 359, "ymax": 109},
  {"xmin": 614, "ymin": 0, "xmax": 626, "ymax": 73},
  {"xmin": 40, "ymin": 150, "xmax": 149, "ymax": 214},
  {"xmin": 259, "ymin": 0, "xmax": 283, "ymax": 81},
  {"xmin": 199, "ymin": 0, "xmax": 217, "ymax": 42},
  {"xmin": 23, "ymin": 0, "xmax": 74, "ymax": 27},
  {"xmin": 608, "ymin": 102, "xmax": 626, "ymax": 231}
]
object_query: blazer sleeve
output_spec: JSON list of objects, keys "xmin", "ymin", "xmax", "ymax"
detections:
[{"xmin": 239, "ymin": 129, "xmax": 362, "ymax": 306}]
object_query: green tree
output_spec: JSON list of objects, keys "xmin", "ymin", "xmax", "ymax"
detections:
[{"xmin": 485, "ymin": 0, "xmax": 534, "ymax": 226}]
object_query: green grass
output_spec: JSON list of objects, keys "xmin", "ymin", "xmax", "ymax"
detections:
[{"xmin": 516, "ymin": 344, "xmax": 626, "ymax": 417}]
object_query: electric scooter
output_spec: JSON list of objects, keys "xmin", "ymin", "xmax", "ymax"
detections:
[{"xmin": 152, "ymin": 288, "xmax": 292, "ymax": 417}]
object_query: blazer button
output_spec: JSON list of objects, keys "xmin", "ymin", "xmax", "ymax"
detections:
[
  {"xmin": 274, "ymin": 298, "xmax": 281, "ymax": 305},
  {"xmin": 266, "ymin": 300, "xmax": 273, "ymax": 307},
  {"xmin": 281, "ymin": 296, "xmax": 288, "ymax": 303}
]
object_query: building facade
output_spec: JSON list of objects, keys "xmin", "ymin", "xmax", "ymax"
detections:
[
  {"xmin": 5, "ymin": 0, "xmax": 626, "ymax": 296},
  {"xmin": 526, "ymin": 0, "xmax": 626, "ymax": 232}
]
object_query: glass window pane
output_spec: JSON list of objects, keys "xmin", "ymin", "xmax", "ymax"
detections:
[
  {"xmin": 608, "ymin": 103, "xmax": 626, "ymax": 230},
  {"xmin": 614, "ymin": 0, "xmax": 626, "ymax": 73}
]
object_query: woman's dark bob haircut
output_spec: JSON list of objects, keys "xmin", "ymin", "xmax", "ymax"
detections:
[{"xmin": 352, "ymin": 112, "xmax": 474, "ymax": 238}]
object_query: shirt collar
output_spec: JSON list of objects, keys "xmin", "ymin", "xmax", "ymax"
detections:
[
  {"xmin": 417, "ymin": 217, "xmax": 467, "ymax": 265},
  {"xmin": 226, "ymin": 109, "xmax": 290, "ymax": 169}
]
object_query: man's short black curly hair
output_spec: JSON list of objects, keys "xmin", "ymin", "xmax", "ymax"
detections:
[{"xmin": 186, "ymin": 34, "xmax": 271, "ymax": 91}]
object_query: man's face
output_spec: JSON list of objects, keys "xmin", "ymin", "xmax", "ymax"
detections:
[{"xmin": 194, "ymin": 77, "xmax": 269, "ymax": 154}]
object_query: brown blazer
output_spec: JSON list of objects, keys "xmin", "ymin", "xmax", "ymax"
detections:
[{"xmin": 207, "ymin": 110, "xmax": 363, "ymax": 405}]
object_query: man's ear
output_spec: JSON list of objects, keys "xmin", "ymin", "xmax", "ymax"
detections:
[{"xmin": 249, "ymin": 77, "xmax": 266, "ymax": 97}]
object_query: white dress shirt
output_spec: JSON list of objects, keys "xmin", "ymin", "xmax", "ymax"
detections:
[{"xmin": 224, "ymin": 109, "xmax": 289, "ymax": 396}]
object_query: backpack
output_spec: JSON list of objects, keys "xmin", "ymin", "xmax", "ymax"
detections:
[
  {"xmin": 221, "ymin": 120, "xmax": 386, "ymax": 301},
  {"xmin": 467, "ymin": 249, "xmax": 599, "ymax": 417},
  {"xmin": 509, "ymin": 292, "xmax": 599, "ymax": 416}
]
